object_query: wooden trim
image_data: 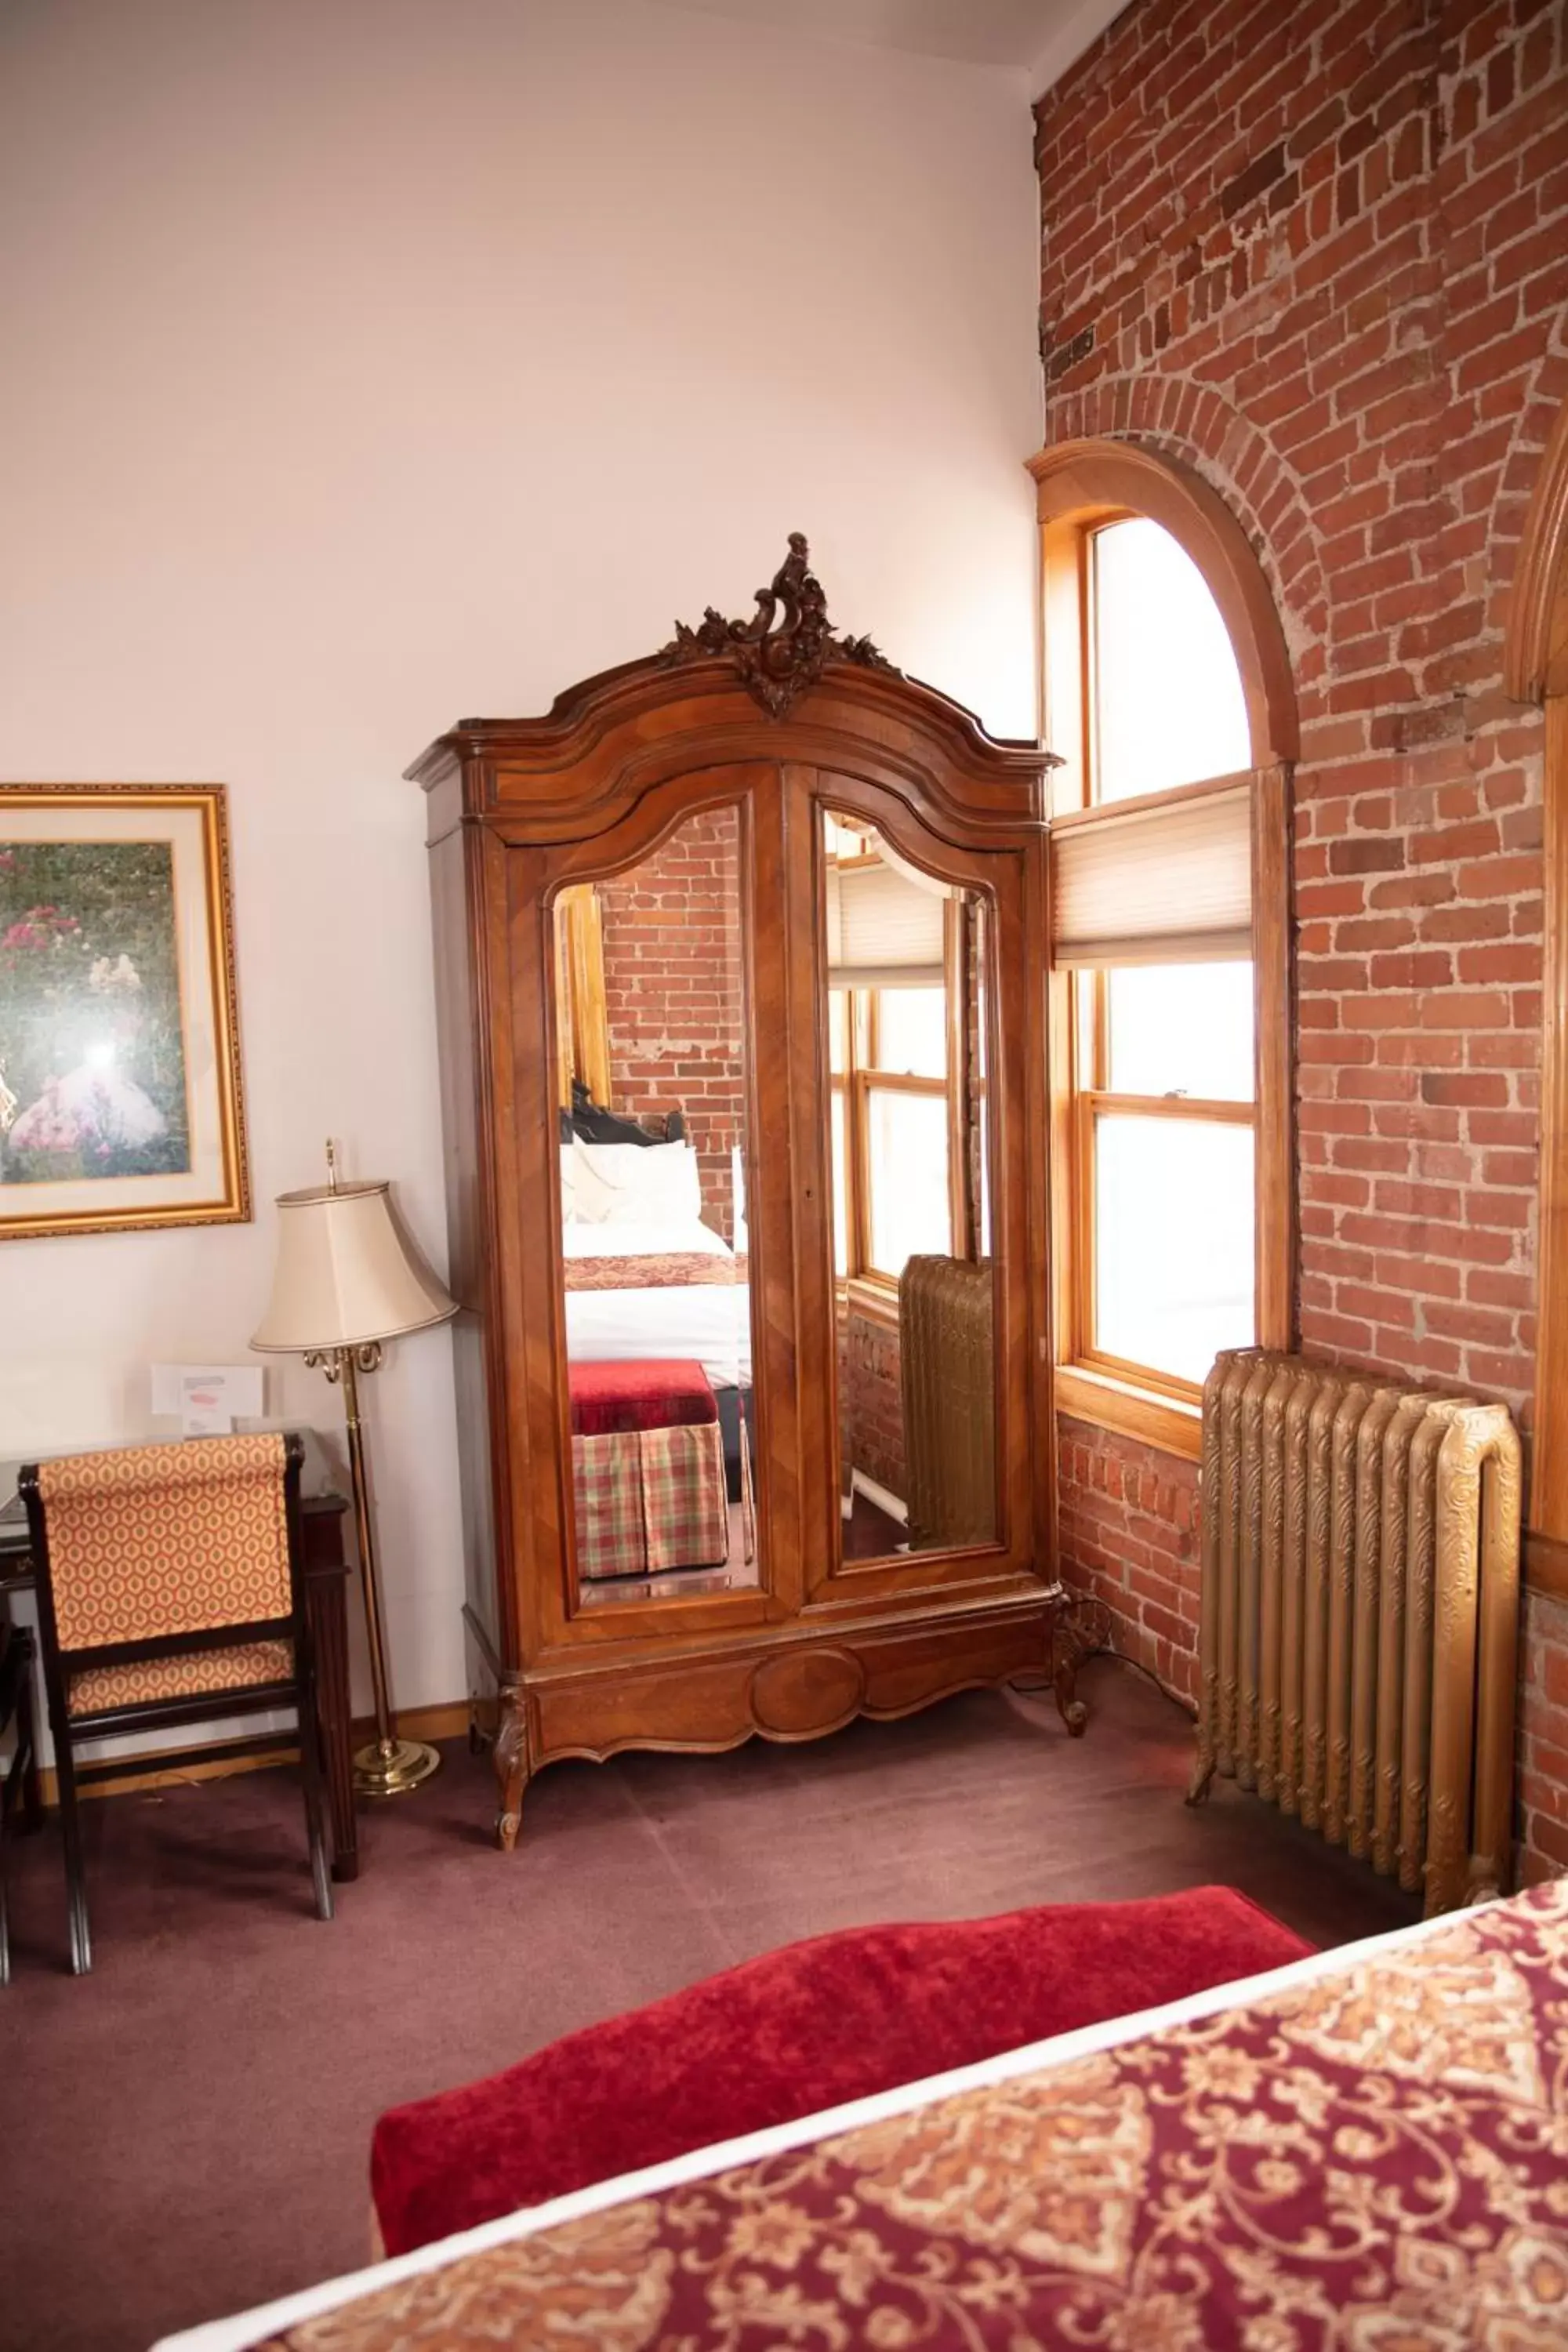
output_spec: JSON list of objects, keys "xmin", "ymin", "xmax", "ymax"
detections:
[
  {"xmin": 844, "ymin": 1275, "xmax": 900, "ymax": 1328},
  {"xmin": 1252, "ymin": 763, "xmax": 1295, "ymax": 1351},
  {"xmin": 1077, "ymin": 1344, "xmax": 1203, "ymax": 1407},
  {"xmin": 1054, "ymin": 1364, "xmax": 1203, "ymax": 1461},
  {"xmin": 1504, "ymin": 396, "xmax": 1568, "ymax": 704},
  {"xmin": 1514, "ymin": 395, "xmax": 1568, "ymax": 1556},
  {"xmin": 945, "ymin": 902, "xmax": 971, "ymax": 1255},
  {"xmin": 1028, "ymin": 438, "xmax": 1300, "ymax": 768},
  {"xmin": 1531, "ymin": 690, "xmax": 1568, "ymax": 1543},
  {"xmin": 1049, "ymin": 767, "xmax": 1256, "ymax": 833},
  {"xmin": 1085, "ymin": 1091, "xmax": 1254, "ymax": 1124},
  {"xmin": 1525, "ymin": 1525, "xmax": 1568, "ymax": 1602},
  {"xmin": 27, "ymin": 1700, "xmax": 471, "ymax": 1808}
]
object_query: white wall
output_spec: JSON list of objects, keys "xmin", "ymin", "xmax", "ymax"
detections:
[{"xmin": 0, "ymin": 0, "xmax": 1041, "ymax": 1717}]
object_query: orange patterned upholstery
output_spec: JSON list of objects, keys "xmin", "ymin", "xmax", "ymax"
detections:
[
  {"xmin": 67, "ymin": 1639, "xmax": 295, "ymax": 1719},
  {"xmin": 35, "ymin": 1434, "xmax": 292, "ymax": 1655}
]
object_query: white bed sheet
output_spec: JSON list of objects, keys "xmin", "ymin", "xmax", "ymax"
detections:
[
  {"xmin": 152, "ymin": 1898, "xmax": 1472, "ymax": 2352},
  {"xmin": 562, "ymin": 1215, "xmax": 752, "ymax": 1383}
]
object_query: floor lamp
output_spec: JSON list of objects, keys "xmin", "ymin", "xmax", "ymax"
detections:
[{"xmin": 252, "ymin": 1142, "xmax": 456, "ymax": 1798}]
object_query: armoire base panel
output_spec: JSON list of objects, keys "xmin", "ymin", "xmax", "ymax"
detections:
[{"xmin": 482, "ymin": 1588, "xmax": 1091, "ymax": 1850}]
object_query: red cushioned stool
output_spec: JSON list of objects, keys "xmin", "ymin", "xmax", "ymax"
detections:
[
  {"xmin": 567, "ymin": 1359, "xmax": 731, "ymax": 1580},
  {"xmin": 568, "ymin": 1358, "xmax": 720, "ymax": 1436},
  {"xmin": 371, "ymin": 1885, "xmax": 1311, "ymax": 2256}
]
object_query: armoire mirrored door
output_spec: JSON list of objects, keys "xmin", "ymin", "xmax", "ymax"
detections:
[
  {"xmin": 549, "ymin": 801, "xmax": 763, "ymax": 1613},
  {"xmin": 815, "ymin": 800, "xmax": 1004, "ymax": 1577}
]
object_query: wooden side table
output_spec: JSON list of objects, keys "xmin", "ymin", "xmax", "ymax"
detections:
[{"xmin": 0, "ymin": 1487, "xmax": 360, "ymax": 1884}]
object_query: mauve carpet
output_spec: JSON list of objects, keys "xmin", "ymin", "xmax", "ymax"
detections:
[{"xmin": 0, "ymin": 1661, "xmax": 1418, "ymax": 2352}]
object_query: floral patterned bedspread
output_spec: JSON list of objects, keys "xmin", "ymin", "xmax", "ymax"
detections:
[
  {"xmin": 260, "ymin": 1879, "xmax": 1568, "ymax": 2350},
  {"xmin": 564, "ymin": 1252, "xmax": 748, "ymax": 1292}
]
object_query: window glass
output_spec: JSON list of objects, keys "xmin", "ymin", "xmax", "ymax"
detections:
[
  {"xmin": 1094, "ymin": 1115, "xmax": 1254, "ymax": 1384},
  {"xmin": 828, "ymin": 989, "xmax": 847, "ymax": 1076},
  {"xmin": 875, "ymin": 987, "xmax": 946, "ymax": 1080},
  {"xmin": 829, "ymin": 1088, "xmax": 848, "ymax": 1277},
  {"xmin": 1106, "ymin": 962, "xmax": 1254, "ymax": 1102},
  {"xmin": 866, "ymin": 1089, "xmax": 949, "ymax": 1277},
  {"xmin": 1093, "ymin": 519, "xmax": 1250, "ymax": 802}
]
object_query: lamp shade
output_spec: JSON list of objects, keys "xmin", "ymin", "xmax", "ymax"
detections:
[{"xmin": 250, "ymin": 1181, "xmax": 456, "ymax": 1353}]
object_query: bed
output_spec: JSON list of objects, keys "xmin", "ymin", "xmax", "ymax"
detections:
[
  {"xmin": 563, "ymin": 1218, "xmax": 752, "ymax": 1385},
  {"xmin": 557, "ymin": 1116, "xmax": 752, "ymax": 1389},
  {"xmin": 154, "ymin": 1875, "xmax": 1568, "ymax": 2350}
]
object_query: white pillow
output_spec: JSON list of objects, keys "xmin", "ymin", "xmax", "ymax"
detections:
[{"xmin": 568, "ymin": 1138, "xmax": 703, "ymax": 1226}]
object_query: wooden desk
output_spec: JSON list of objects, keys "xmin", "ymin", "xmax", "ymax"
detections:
[{"xmin": 0, "ymin": 1488, "xmax": 361, "ymax": 1884}]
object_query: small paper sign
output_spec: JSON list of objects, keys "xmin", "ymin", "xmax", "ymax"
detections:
[{"xmin": 151, "ymin": 1363, "xmax": 265, "ymax": 1436}]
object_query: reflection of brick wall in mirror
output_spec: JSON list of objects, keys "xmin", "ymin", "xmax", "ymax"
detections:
[{"xmin": 597, "ymin": 806, "xmax": 746, "ymax": 1244}]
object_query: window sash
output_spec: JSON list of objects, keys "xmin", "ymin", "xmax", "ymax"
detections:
[
  {"xmin": 832, "ymin": 987, "xmax": 956, "ymax": 1290},
  {"xmin": 1071, "ymin": 967, "xmax": 1258, "ymax": 1403},
  {"xmin": 1051, "ymin": 771, "xmax": 1255, "ymax": 967}
]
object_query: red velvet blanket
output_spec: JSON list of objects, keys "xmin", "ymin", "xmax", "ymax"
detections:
[{"xmin": 262, "ymin": 1880, "xmax": 1568, "ymax": 2350}]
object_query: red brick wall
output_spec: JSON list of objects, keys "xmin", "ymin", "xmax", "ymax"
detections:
[
  {"xmin": 598, "ymin": 806, "xmax": 746, "ymax": 1241},
  {"xmin": 1036, "ymin": 0, "xmax": 1568, "ymax": 1878},
  {"xmin": 1058, "ymin": 1416, "xmax": 1201, "ymax": 1704},
  {"xmin": 838, "ymin": 1305, "xmax": 907, "ymax": 1501}
]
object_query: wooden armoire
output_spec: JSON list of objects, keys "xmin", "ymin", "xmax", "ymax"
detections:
[{"xmin": 408, "ymin": 538, "xmax": 1083, "ymax": 1847}]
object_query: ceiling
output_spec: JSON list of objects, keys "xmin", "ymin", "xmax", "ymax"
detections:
[{"xmin": 649, "ymin": 0, "xmax": 1128, "ymax": 94}]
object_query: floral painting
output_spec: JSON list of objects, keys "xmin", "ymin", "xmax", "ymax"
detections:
[
  {"xmin": 0, "ymin": 840, "xmax": 191, "ymax": 1182},
  {"xmin": 0, "ymin": 787, "xmax": 249, "ymax": 1240}
]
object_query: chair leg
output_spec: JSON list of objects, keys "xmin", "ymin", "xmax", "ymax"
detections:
[
  {"xmin": 53, "ymin": 1735, "xmax": 93, "ymax": 1976},
  {"xmin": 0, "ymin": 1773, "xmax": 13, "ymax": 1989},
  {"xmin": 17, "ymin": 1670, "xmax": 44, "ymax": 1835},
  {"xmin": 295, "ymin": 1673, "xmax": 335, "ymax": 1924}
]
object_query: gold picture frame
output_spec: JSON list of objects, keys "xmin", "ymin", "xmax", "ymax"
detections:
[{"xmin": 0, "ymin": 784, "xmax": 249, "ymax": 1241}]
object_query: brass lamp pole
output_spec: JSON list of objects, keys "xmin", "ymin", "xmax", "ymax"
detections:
[{"xmin": 252, "ymin": 1141, "xmax": 456, "ymax": 1798}]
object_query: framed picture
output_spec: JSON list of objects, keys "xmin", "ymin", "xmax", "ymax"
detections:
[{"xmin": 0, "ymin": 785, "xmax": 249, "ymax": 1241}]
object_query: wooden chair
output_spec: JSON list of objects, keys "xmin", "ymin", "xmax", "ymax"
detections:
[
  {"xmin": 0, "ymin": 1620, "xmax": 43, "ymax": 1984},
  {"xmin": 21, "ymin": 1431, "xmax": 334, "ymax": 1975}
]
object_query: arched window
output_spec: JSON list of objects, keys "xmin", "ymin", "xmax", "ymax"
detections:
[{"xmin": 1030, "ymin": 441, "xmax": 1298, "ymax": 1459}]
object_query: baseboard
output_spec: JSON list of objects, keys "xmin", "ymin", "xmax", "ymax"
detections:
[
  {"xmin": 851, "ymin": 1468, "xmax": 909, "ymax": 1525},
  {"xmin": 28, "ymin": 1699, "xmax": 471, "ymax": 1808}
]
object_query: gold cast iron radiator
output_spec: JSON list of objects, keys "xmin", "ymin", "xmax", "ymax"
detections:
[
  {"xmin": 1187, "ymin": 1349, "xmax": 1523, "ymax": 1916},
  {"xmin": 899, "ymin": 1254, "xmax": 994, "ymax": 1550}
]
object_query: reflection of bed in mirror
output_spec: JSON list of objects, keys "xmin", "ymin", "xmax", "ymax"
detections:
[{"xmin": 554, "ymin": 833, "xmax": 758, "ymax": 1602}]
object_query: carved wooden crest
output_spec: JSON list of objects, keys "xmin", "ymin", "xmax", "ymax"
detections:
[{"xmin": 659, "ymin": 533, "xmax": 894, "ymax": 720}]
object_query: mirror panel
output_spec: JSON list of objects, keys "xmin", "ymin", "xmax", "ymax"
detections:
[
  {"xmin": 554, "ymin": 804, "xmax": 759, "ymax": 1607},
  {"xmin": 823, "ymin": 808, "xmax": 996, "ymax": 1564}
]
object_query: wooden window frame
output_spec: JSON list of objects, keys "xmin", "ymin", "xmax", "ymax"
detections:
[
  {"xmin": 1029, "ymin": 441, "xmax": 1299, "ymax": 1462},
  {"xmin": 1506, "ymin": 393, "xmax": 1568, "ymax": 1601},
  {"xmin": 829, "ymin": 952, "xmax": 960, "ymax": 1317}
]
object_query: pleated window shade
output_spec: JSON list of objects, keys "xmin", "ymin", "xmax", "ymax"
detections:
[
  {"xmin": 826, "ymin": 859, "xmax": 946, "ymax": 989},
  {"xmin": 1051, "ymin": 776, "xmax": 1254, "ymax": 967}
]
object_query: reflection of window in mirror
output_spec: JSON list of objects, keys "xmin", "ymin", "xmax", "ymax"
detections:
[{"xmin": 823, "ymin": 808, "xmax": 996, "ymax": 1562}]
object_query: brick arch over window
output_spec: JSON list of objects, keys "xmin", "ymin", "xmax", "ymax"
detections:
[
  {"xmin": 1042, "ymin": 379, "xmax": 1329, "ymax": 670},
  {"xmin": 1508, "ymin": 392, "xmax": 1568, "ymax": 1576}
]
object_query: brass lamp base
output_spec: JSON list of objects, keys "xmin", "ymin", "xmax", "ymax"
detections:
[{"xmin": 353, "ymin": 1735, "xmax": 443, "ymax": 1799}]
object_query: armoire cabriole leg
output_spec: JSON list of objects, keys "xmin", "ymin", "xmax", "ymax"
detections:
[
  {"xmin": 1051, "ymin": 1595, "xmax": 1105, "ymax": 1737},
  {"xmin": 493, "ymin": 1693, "xmax": 530, "ymax": 1851}
]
